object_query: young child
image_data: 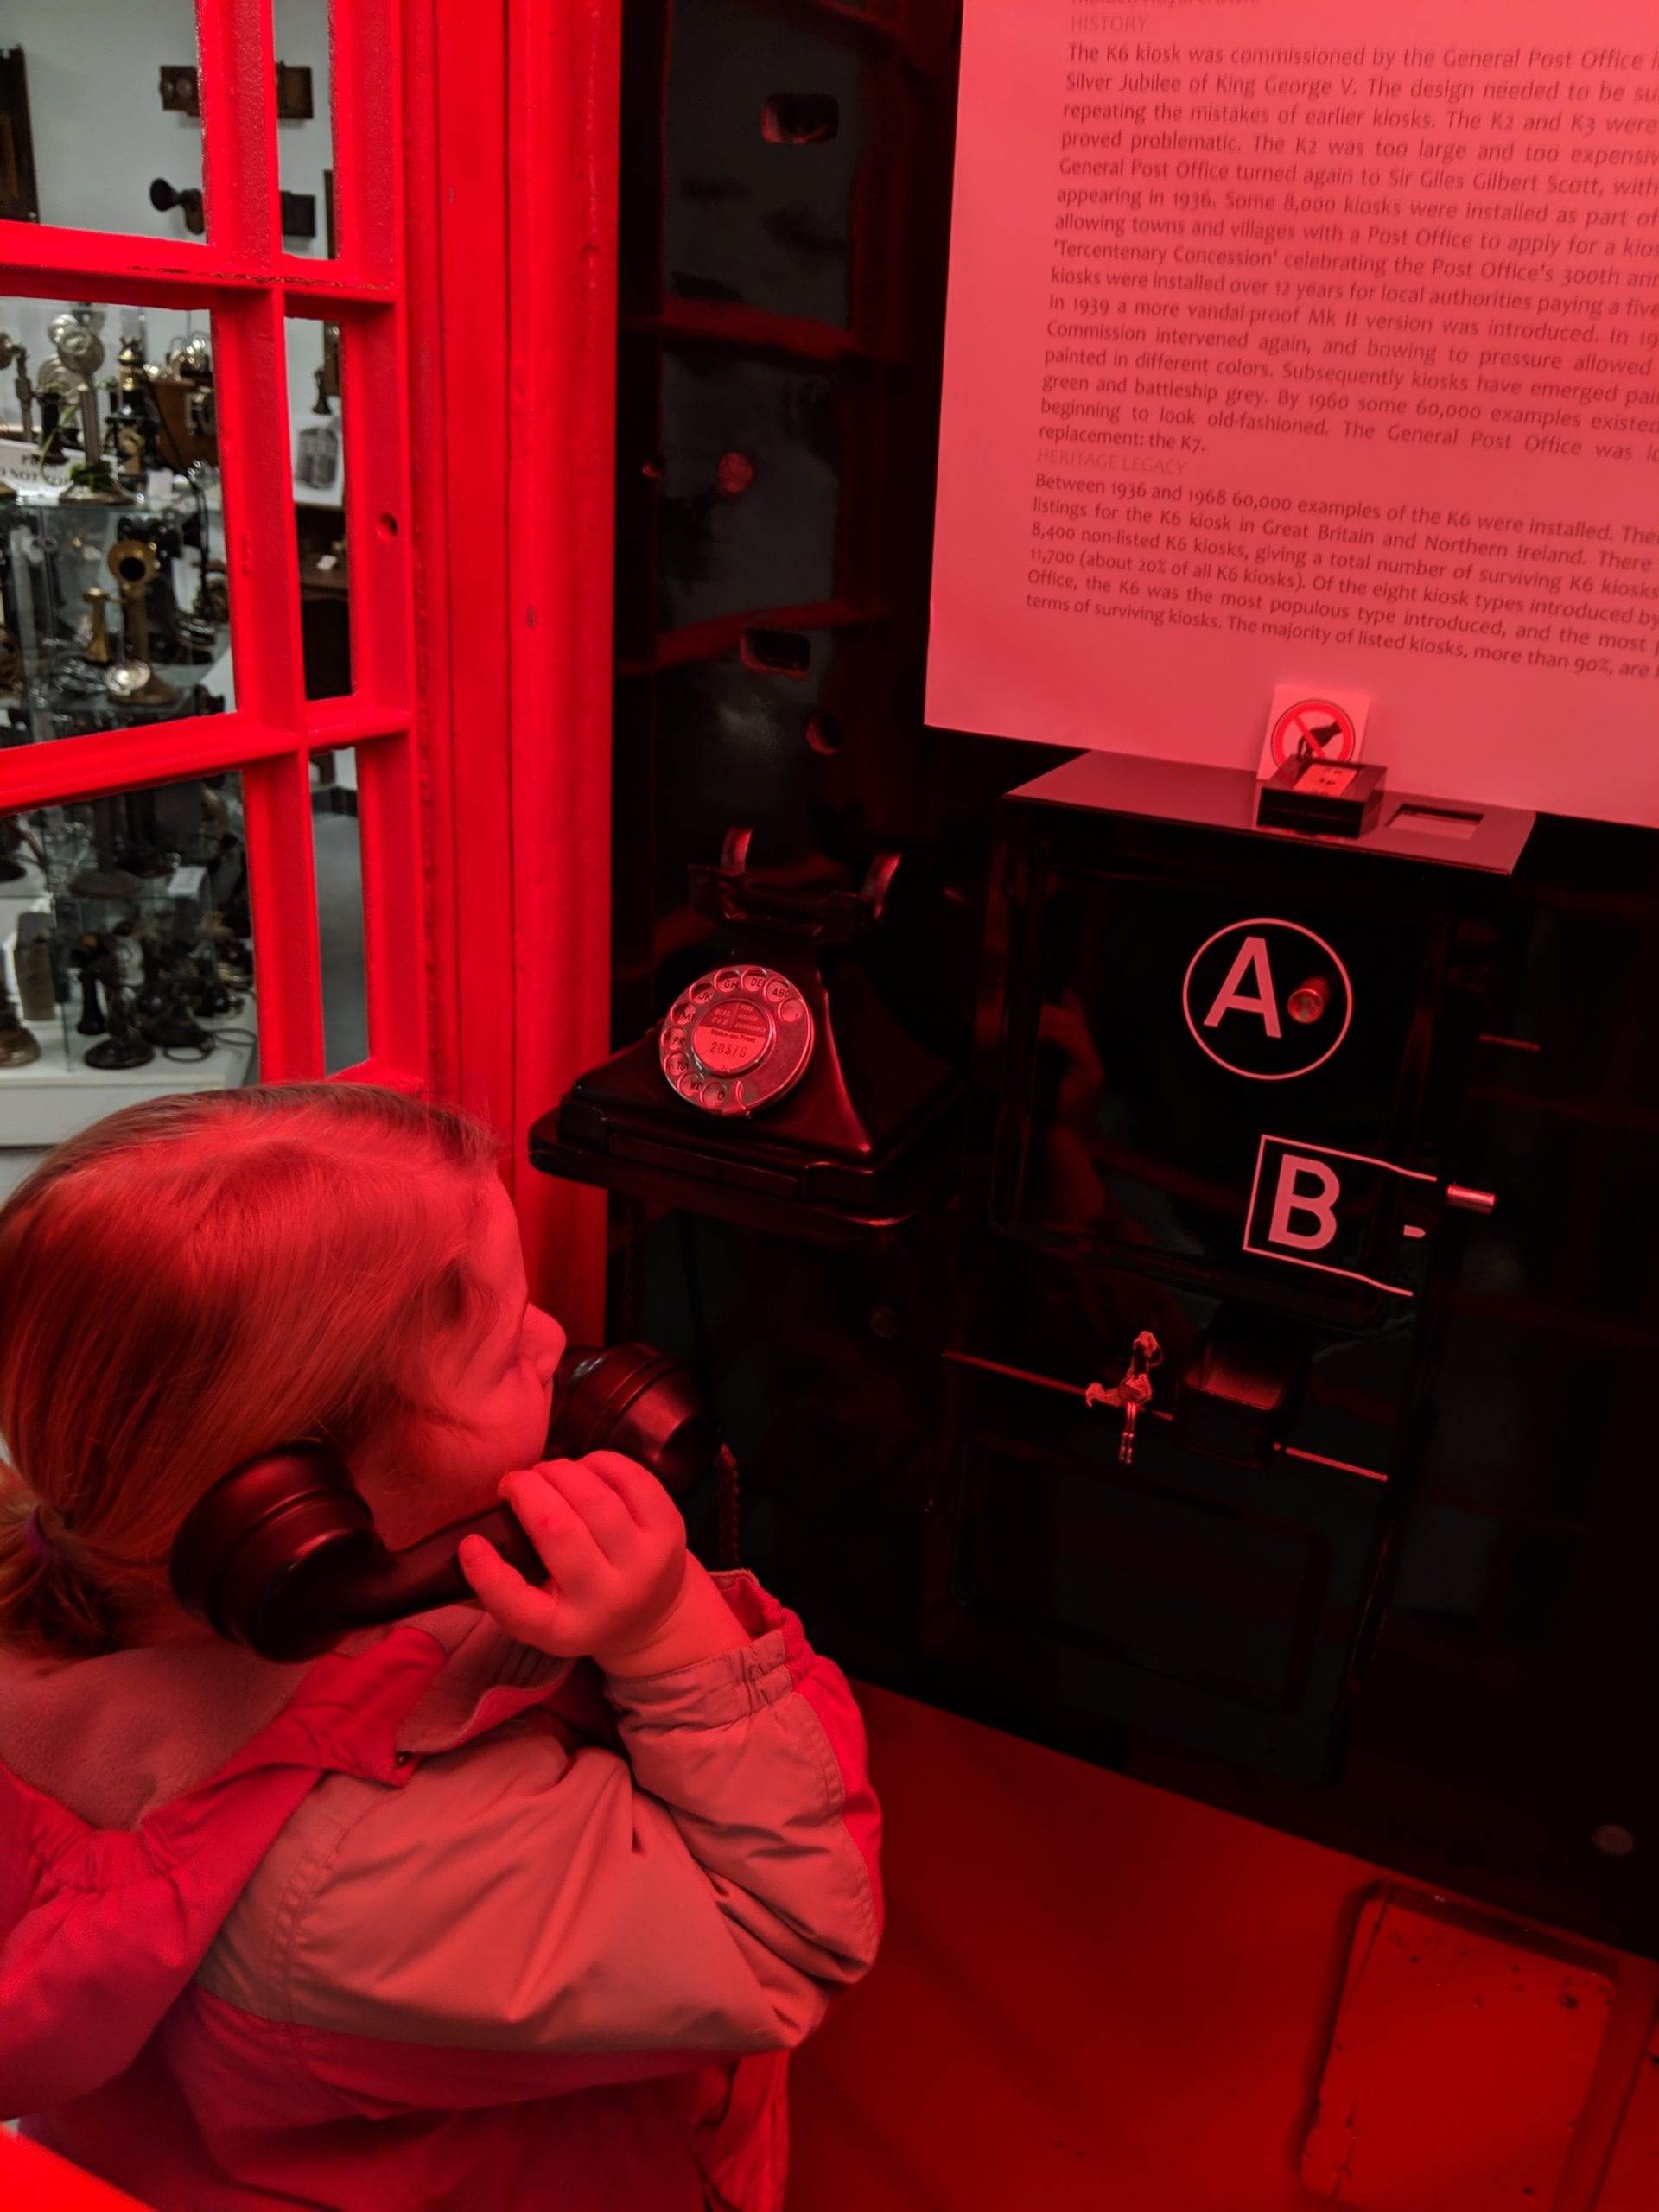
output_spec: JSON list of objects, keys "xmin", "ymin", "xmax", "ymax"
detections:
[{"xmin": 0, "ymin": 1084, "xmax": 881, "ymax": 2212}]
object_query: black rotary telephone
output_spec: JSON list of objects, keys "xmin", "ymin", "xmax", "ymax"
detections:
[
  {"xmin": 533, "ymin": 828, "xmax": 963, "ymax": 1247},
  {"xmin": 169, "ymin": 1344, "xmax": 726, "ymax": 1663}
]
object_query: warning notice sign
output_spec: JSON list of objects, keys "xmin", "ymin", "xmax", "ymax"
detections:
[
  {"xmin": 925, "ymin": 0, "xmax": 1659, "ymax": 828},
  {"xmin": 1269, "ymin": 700, "xmax": 1357, "ymax": 768}
]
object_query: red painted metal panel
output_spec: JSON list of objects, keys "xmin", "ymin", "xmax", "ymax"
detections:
[
  {"xmin": 0, "ymin": 230, "xmax": 242, "ymax": 303},
  {"xmin": 194, "ymin": 0, "xmax": 324, "ymax": 1077},
  {"xmin": 0, "ymin": 249, "xmax": 388, "ymax": 314},
  {"xmin": 398, "ymin": 0, "xmax": 621, "ymax": 1324},
  {"xmin": 304, "ymin": 700, "xmax": 410, "ymax": 747},
  {"xmin": 213, "ymin": 289, "xmax": 323, "ymax": 1069},
  {"xmin": 0, "ymin": 2133, "xmax": 153, "ymax": 2210},
  {"xmin": 336, "ymin": 1, "xmax": 424, "ymax": 1084},
  {"xmin": 276, "ymin": 266, "xmax": 397, "ymax": 305},
  {"xmin": 402, "ymin": 0, "xmax": 513, "ymax": 1127},
  {"xmin": 391, "ymin": 0, "xmax": 462, "ymax": 1109},
  {"xmin": 196, "ymin": 0, "xmax": 282, "ymax": 268},
  {"xmin": 0, "ymin": 718, "xmax": 296, "ymax": 812},
  {"xmin": 503, "ymin": 0, "xmax": 622, "ymax": 1336},
  {"xmin": 340, "ymin": 327, "xmax": 412, "ymax": 722},
  {"xmin": 356, "ymin": 734, "xmax": 429, "ymax": 1077},
  {"xmin": 307, "ymin": 0, "xmax": 426, "ymax": 1085},
  {"xmin": 239, "ymin": 749, "xmax": 324, "ymax": 1077},
  {"xmin": 205, "ymin": 292, "xmax": 304, "ymax": 726},
  {"xmin": 326, "ymin": 0, "xmax": 403, "ymax": 286}
]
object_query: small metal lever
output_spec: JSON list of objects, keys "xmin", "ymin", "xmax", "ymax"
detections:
[{"xmin": 1084, "ymin": 1329, "xmax": 1163, "ymax": 1467}]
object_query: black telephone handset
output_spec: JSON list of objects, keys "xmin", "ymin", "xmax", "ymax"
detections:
[{"xmin": 169, "ymin": 1343, "xmax": 723, "ymax": 1663}]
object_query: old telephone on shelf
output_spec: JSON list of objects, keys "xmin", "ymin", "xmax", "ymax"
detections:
[
  {"xmin": 169, "ymin": 1343, "xmax": 730, "ymax": 1663},
  {"xmin": 533, "ymin": 826, "xmax": 963, "ymax": 1246}
]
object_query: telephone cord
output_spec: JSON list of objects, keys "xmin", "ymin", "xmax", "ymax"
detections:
[{"xmin": 715, "ymin": 1445, "xmax": 742, "ymax": 1573}]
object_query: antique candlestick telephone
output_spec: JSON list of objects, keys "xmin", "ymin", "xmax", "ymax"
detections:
[
  {"xmin": 104, "ymin": 537, "xmax": 180, "ymax": 708},
  {"xmin": 0, "ymin": 964, "xmax": 39, "ymax": 1068},
  {"xmin": 170, "ymin": 1343, "xmax": 734, "ymax": 1662}
]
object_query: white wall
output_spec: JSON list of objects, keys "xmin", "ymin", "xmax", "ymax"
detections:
[{"xmin": 3, "ymin": 0, "xmax": 342, "ymax": 504}]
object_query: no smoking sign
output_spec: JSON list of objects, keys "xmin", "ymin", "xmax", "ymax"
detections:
[
  {"xmin": 1257, "ymin": 683, "xmax": 1371, "ymax": 780},
  {"xmin": 1271, "ymin": 700, "xmax": 1357, "ymax": 766}
]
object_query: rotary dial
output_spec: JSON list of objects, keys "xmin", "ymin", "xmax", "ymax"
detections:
[{"xmin": 658, "ymin": 963, "xmax": 814, "ymax": 1117}]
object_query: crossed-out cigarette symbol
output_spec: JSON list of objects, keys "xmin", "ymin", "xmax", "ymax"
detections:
[{"xmin": 1272, "ymin": 700, "xmax": 1356, "ymax": 766}]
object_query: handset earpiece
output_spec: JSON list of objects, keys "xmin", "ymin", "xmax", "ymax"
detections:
[
  {"xmin": 544, "ymin": 1341, "xmax": 721, "ymax": 1493},
  {"xmin": 168, "ymin": 1343, "xmax": 721, "ymax": 1663}
]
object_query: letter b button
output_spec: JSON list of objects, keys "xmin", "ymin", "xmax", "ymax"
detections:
[{"xmin": 1243, "ymin": 1135, "xmax": 1433, "ymax": 1299}]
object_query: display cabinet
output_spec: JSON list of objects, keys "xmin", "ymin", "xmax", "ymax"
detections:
[
  {"xmin": 0, "ymin": 316, "xmax": 250, "ymax": 1148},
  {"xmin": 0, "ymin": 3, "xmax": 421, "ymax": 1147},
  {"xmin": 2, "ymin": 486, "xmax": 230, "ymax": 750}
]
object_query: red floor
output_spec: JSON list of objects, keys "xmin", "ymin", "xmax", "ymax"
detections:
[
  {"xmin": 1, "ymin": 2131, "xmax": 152, "ymax": 2209},
  {"xmin": 787, "ymin": 1685, "xmax": 1659, "ymax": 2212}
]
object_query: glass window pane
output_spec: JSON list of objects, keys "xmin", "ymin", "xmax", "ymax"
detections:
[
  {"xmin": 1, "ymin": 296, "xmax": 233, "ymax": 744},
  {"xmin": 0, "ymin": 772, "xmax": 258, "ymax": 1192},
  {"xmin": 310, "ymin": 746, "xmax": 364, "ymax": 1072},
  {"xmin": 2, "ymin": 4, "xmax": 204, "ymax": 239},
  {"xmin": 273, "ymin": 0, "xmax": 335, "ymax": 257},
  {"xmin": 285, "ymin": 313, "xmax": 350, "ymax": 697}
]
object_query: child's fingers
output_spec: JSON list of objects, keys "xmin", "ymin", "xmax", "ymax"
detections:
[
  {"xmin": 456, "ymin": 1530, "xmax": 524, "ymax": 1606},
  {"xmin": 581, "ymin": 1449, "xmax": 686, "ymax": 1536},
  {"xmin": 500, "ymin": 1466, "xmax": 607, "ymax": 1580},
  {"xmin": 457, "ymin": 1534, "xmax": 571, "ymax": 1650},
  {"xmin": 537, "ymin": 1458, "xmax": 639, "ymax": 1563}
]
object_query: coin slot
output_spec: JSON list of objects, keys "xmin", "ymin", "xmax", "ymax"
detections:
[
  {"xmin": 761, "ymin": 94, "xmax": 839, "ymax": 145},
  {"xmin": 1390, "ymin": 804, "xmax": 1482, "ymax": 841}
]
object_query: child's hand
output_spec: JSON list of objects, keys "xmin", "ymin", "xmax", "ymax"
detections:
[{"xmin": 457, "ymin": 1452, "xmax": 690, "ymax": 1664}]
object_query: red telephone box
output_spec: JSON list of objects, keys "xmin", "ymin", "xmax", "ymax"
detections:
[
  {"xmin": 0, "ymin": 0, "xmax": 616, "ymax": 1333},
  {"xmin": 3, "ymin": 7, "xmax": 1658, "ymax": 2211}
]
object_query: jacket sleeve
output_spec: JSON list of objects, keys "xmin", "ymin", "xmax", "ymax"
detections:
[{"xmin": 197, "ymin": 1573, "xmax": 880, "ymax": 2101}]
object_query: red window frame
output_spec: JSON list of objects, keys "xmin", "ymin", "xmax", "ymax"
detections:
[
  {"xmin": 0, "ymin": 0, "xmax": 623, "ymax": 1332},
  {"xmin": 0, "ymin": 0, "xmax": 421, "ymax": 1084}
]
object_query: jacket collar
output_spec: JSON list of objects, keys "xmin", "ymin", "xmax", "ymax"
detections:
[{"xmin": 0, "ymin": 1605, "xmax": 572, "ymax": 1832}]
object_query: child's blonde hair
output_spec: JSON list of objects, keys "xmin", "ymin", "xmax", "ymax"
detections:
[{"xmin": 0, "ymin": 1084, "xmax": 501, "ymax": 1660}]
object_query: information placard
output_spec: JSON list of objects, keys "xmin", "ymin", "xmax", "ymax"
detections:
[{"xmin": 927, "ymin": 0, "xmax": 1659, "ymax": 823}]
